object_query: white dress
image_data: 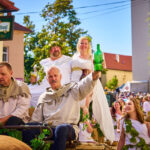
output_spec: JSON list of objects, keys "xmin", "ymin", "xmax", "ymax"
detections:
[
  {"xmin": 121, "ymin": 119, "xmax": 150, "ymax": 150},
  {"xmin": 143, "ymin": 101, "xmax": 150, "ymax": 115},
  {"xmin": 29, "ymin": 55, "xmax": 72, "ymax": 107},
  {"xmin": 79, "ymin": 122, "xmax": 95, "ymax": 142},
  {"xmin": 71, "ymin": 53, "xmax": 115, "ymax": 142},
  {"xmin": 112, "ymin": 113, "xmax": 122, "ymax": 141}
]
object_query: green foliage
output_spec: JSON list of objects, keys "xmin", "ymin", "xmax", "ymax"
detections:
[
  {"xmin": 101, "ymin": 68, "xmax": 108, "ymax": 74},
  {"xmin": 23, "ymin": 0, "xmax": 87, "ymax": 81},
  {"xmin": 114, "ymin": 125, "xmax": 117, "ymax": 129},
  {"xmin": 106, "ymin": 75, "xmax": 118, "ymax": 91},
  {"xmin": 0, "ymin": 129, "xmax": 22, "ymax": 140},
  {"xmin": 80, "ymin": 102, "xmax": 104, "ymax": 137},
  {"xmin": 31, "ymin": 129, "xmax": 51, "ymax": 150},
  {"xmin": 24, "ymin": 16, "xmax": 36, "ymax": 83},
  {"xmin": 93, "ymin": 123, "xmax": 104, "ymax": 137},
  {"xmin": 122, "ymin": 145, "xmax": 128, "ymax": 150},
  {"xmin": 80, "ymin": 108, "xmax": 89, "ymax": 131},
  {"xmin": 0, "ymin": 128, "xmax": 51, "ymax": 150},
  {"xmin": 123, "ymin": 119, "xmax": 150, "ymax": 149}
]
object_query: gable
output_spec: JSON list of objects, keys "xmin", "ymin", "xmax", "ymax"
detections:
[
  {"xmin": 103, "ymin": 52, "xmax": 132, "ymax": 71},
  {"xmin": 0, "ymin": 0, "xmax": 19, "ymax": 12}
]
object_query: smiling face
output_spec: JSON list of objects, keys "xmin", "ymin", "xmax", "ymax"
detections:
[
  {"xmin": 125, "ymin": 99, "xmax": 136, "ymax": 114},
  {"xmin": 79, "ymin": 39, "xmax": 89, "ymax": 57},
  {"xmin": 0, "ymin": 66, "xmax": 13, "ymax": 86},
  {"xmin": 50, "ymin": 46, "xmax": 62, "ymax": 60},
  {"xmin": 47, "ymin": 67, "xmax": 62, "ymax": 90},
  {"xmin": 114, "ymin": 101, "xmax": 121, "ymax": 111}
]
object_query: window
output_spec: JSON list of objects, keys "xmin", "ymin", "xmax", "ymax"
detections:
[{"xmin": 3, "ymin": 47, "xmax": 8, "ymax": 62}]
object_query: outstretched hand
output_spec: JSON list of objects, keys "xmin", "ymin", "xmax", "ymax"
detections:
[{"xmin": 92, "ymin": 71, "xmax": 101, "ymax": 80}]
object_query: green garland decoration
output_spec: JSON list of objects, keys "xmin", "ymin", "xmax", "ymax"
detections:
[
  {"xmin": 112, "ymin": 115, "xmax": 117, "ymax": 129},
  {"xmin": 123, "ymin": 119, "xmax": 150, "ymax": 150},
  {"xmin": 36, "ymin": 64, "xmax": 46, "ymax": 85},
  {"xmin": 80, "ymin": 102, "xmax": 104, "ymax": 137}
]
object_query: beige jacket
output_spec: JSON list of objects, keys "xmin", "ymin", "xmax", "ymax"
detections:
[{"xmin": 31, "ymin": 73, "xmax": 97, "ymax": 137}]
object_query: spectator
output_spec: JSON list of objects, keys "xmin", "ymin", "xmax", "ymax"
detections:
[
  {"xmin": 143, "ymin": 94, "xmax": 150, "ymax": 116},
  {"xmin": 111, "ymin": 101, "xmax": 122, "ymax": 143},
  {"xmin": 117, "ymin": 98, "xmax": 150, "ymax": 150}
]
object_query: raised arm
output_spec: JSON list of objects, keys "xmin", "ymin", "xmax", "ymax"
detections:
[
  {"xmin": 71, "ymin": 71, "xmax": 101, "ymax": 101},
  {"xmin": 117, "ymin": 126, "xmax": 125, "ymax": 150}
]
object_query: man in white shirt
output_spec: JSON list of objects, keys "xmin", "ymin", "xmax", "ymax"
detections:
[
  {"xmin": 29, "ymin": 43, "xmax": 72, "ymax": 107},
  {"xmin": 0, "ymin": 62, "xmax": 31, "ymax": 125}
]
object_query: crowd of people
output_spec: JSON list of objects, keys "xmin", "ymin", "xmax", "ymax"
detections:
[
  {"xmin": 110, "ymin": 91, "xmax": 150, "ymax": 149},
  {"xmin": 0, "ymin": 36, "xmax": 150, "ymax": 150}
]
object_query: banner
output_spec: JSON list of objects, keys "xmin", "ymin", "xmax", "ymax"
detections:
[{"xmin": 0, "ymin": 16, "xmax": 14, "ymax": 40}]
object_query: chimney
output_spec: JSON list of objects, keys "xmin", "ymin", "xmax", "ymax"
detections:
[{"xmin": 116, "ymin": 54, "xmax": 120, "ymax": 63}]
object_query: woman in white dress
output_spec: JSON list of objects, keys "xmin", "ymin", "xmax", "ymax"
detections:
[
  {"xmin": 117, "ymin": 98, "xmax": 150, "ymax": 150},
  {"xmin": 111, "ymin": 101, "xmax": 122, "ymax": 142},
  {"xmin": 71, "ymin": 36, "xmax": 115, "ymax": 142},
  {"xmin": 143, "ymin": 94, "xmax": 150, "ymax": 116}
]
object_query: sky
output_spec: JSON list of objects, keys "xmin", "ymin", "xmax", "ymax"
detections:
[{"xmin": 11, "ymin": 0, "xmax": 132, "ymax": 55}]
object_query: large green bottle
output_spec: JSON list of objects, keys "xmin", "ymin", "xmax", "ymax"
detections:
[{"xmin": 94, "ymin": 44, "xmax": 103, "ymax": 71}]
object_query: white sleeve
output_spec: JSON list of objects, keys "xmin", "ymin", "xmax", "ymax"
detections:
[
  {"xmin": 31, "ymin": 104, "xmax": 43, "ymax": 123},
  {"xmin": 11, "ymin": 95, "xmax": 31, "ymax": 118},
  {"xmin": 71, "ymin": 73, "xmax": 96, "ymax": 101},
  {"xmin": 143, "ymin": 102, "xmax": 150, "ymax": 114}
]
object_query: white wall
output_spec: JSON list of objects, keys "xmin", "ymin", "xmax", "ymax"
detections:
[{"xmin": 131, "ymin": 0, "xmax": 150, "ymax": 81}]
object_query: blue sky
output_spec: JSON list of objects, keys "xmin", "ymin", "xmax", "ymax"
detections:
[{"xmin": 11, "ymin": 0, "xmax": 132, "ymax": 55}]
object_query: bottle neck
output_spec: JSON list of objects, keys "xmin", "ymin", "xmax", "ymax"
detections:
[{"xmin": 97, "ymin": 44, "xmax": 101, "ymax": 52}]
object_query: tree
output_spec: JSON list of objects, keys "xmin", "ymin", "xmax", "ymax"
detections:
[
  {"xmin": 24, "ymin": 16, "xmax": 37, "ymax": 83},
  {"xmin": 106, "ymin": 75, "xmax": 118, "ymax": 91},
  {"xmin": 23, "ymin": 0, "xmax": 87, "ymax": 82}
]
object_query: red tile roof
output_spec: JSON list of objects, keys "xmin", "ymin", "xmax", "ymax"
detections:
[
  {"xmin": 14, "ymin": 22, "xmax": 32, "ymax": 33},
  {"xmin": 103, "ymin": 52, "xmax": 132, "ymax": 71},
  {"xmin": 0, "ymin": 0, "xmax": 19, "ymax": 12}
]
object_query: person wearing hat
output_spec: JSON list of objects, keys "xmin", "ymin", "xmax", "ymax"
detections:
[
  {"xmin": 39, "ymin": 42, "xmax": 72, "ymax": 86},
  {"xmin": 30, "ymin": 42, "xmax": 72, "ymax": 107}
]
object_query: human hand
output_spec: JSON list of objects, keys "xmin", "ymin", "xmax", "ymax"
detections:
[{"xmin": 92, "ymin": 71, "xmax": 101, "ymax": 80}]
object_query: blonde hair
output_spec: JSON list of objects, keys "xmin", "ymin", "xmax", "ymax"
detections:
[
  {"xmin": 76, "ymin": 36, "xmax": 92, "ymax": 57},
  {"xmin": 125, "ymin": 98, "xmax": 144, "ymax": 123},
  {"xmin": 143, "ymin": 96, "xmax": 148, "ymax": 101}
]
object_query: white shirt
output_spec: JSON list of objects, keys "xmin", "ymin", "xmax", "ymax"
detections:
[
  {"xmin": 40, "ymin": 55, "xmax": 72, "ymax": 85},
  {"xmin": 112, "ymin": 113, "xmax": 122, "ymax": 141},
  {"xmin": 0, "ymin": 96, "xmax": 31, "ymax": 123},
  {"xmin": 29, "ymin": 55, "xmax": 72, "ymax": 107},
  {"xmin": 143, "ymin": 101, "xmax": 150, "ymax": 115}
]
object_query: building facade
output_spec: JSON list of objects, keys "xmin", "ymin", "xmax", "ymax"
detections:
[
  {"xmin": 101, "ymin": 53, "xmax": 132, "ymax": 88},
  {"xmin": 131, "ymin": 0, "xmax": 150, "ymax": 81},
  {"xmin": 0, "ymin": 0, "xmax": 31, "ymax": 80}
]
